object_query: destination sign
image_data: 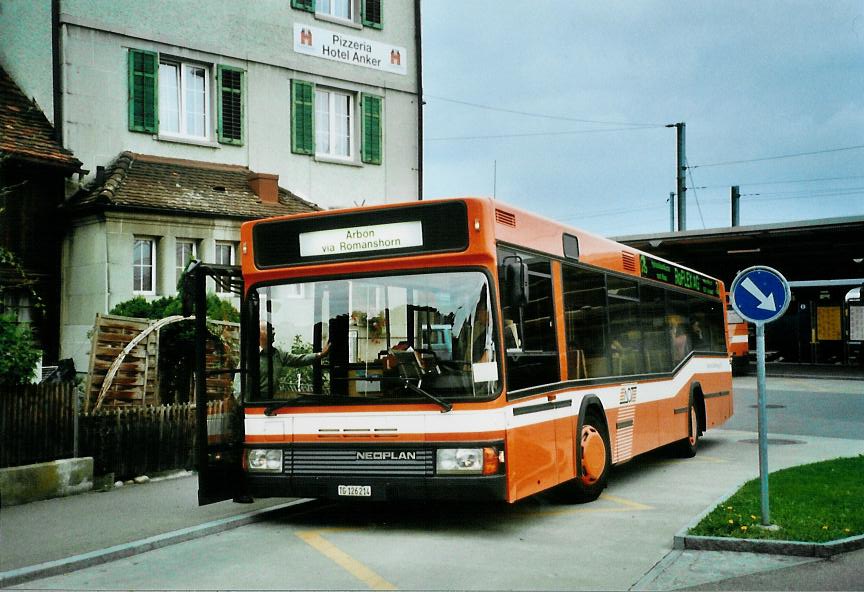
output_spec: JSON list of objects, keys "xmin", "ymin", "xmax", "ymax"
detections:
[
  {"xmin": 299, "ymin": 222, "xmax": 423, "ymax": 257},
  {"xmin": 640, "ymin": 255, "xmax": 720, "ymax": 297},
  {"xmin": 252, "ymin": 201, "xmax": 469, "ymax": 268}
]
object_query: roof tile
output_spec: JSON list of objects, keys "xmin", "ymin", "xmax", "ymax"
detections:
[
  {"xmin": 0, "ymin": 66, "xmax": 81, "ymax": 169},
  {"xmin": 68, "ymin": 152, "xmax": 320, "ymax": 219}
]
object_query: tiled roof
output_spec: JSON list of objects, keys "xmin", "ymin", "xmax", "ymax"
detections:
[
  {"xmin": 68, "ymin": 152, "xmax": 320, "ymax": 219},
  {"xmin": 0, "ymin": 66, "xmax": 81, "ymax": 169}
]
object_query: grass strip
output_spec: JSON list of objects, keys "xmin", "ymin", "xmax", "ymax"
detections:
[{"xmin": 689, "ymin": 455, "xmax": 864, "ymax": 542}]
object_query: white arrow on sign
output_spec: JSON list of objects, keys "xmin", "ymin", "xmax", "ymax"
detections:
[{"xmin": 741, "ymin": 277, "xmax": 777, "ymax": 312}]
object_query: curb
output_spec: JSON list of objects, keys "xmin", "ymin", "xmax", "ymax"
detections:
[
  {"xmin": 673, "ymin": 486, "xmax": 864, "ymax": 558},
  {"xmin": 0, "ymin": 498, "xmax": 312, "ymax": 588}
]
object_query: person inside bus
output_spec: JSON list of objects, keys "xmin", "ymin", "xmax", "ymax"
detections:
[
  {"xmin": 259, "ymin": 321, "xmax": 330, "ymax": 392},
  {"xmin": 466, "ymin": 285, "xmax": 494, "ymax": 364},
  {"xmin": 671, "ymin": 322, "xmax": 691, "ymax": 364},
  {"xmin": 690, "ymin": 320, "xmax": 706, "ymax": 350}
]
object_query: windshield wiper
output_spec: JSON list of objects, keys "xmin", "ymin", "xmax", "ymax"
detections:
[
  {"xmin": 404, "ymin": 381, "xmax": 453, "ymax": 413},
  {"xmin": 262, "ymin": 393, "xmax": 342, "ymax": 416}
]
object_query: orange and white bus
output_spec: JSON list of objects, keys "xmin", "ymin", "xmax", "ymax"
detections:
[
  {"xmin": 727, "ymin": 304, "xmax": 750, "ymax": 375},
  {"xmin": 192, "ymin": 198, "xmax": 733, "ymax": 505}
]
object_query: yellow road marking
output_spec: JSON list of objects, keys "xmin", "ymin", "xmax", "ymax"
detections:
[
  {"xmin": 521, "ymin": 492, "xmax": 653, "ymax": 517},
  {"xmin": 600, "ymin": 493, "xmax": 653, "ymax": 510},
  {"xmin": 296, "ymin": 530, "xmax": 397, "ymax": 590}
]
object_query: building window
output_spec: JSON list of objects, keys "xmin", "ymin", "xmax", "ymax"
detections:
[
  {"xmin": 176, "ymin": 240, "xmax": 197, "ymax": 284},
  {"xmin": 292, "ymin": 81, "xmax": 381, "ymax": 164},
  {"xmin": 317, "ymin": 0, "xmax": 352, "ymax": 20},
  {"xmin": 129, "ymin": 49, "xmax": 245, "ymax": 145},
  {"xmin": 133, "ymin": 238, "xmax": 156, "ymax": 294},
  {"xmin": 315, "ymin": 88, "xmax": 353, "ymax": 159},
  {"xmin": 293, "ymin": 0, "xmax": 382, "ymax": 28},
  {"xmin": 214, "ymin": 242, "xmax": 235, "ymax": 294},
  {"xmin": 159, "ymin": 61, "xmax": 210, "ymax": 140}
]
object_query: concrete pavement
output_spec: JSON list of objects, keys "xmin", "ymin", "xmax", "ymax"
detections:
[{"xmin": 0, "ymin": 471, "xmax": 303, "ymax": 587}]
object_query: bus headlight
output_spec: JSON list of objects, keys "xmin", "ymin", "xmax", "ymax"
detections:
[
  {"xmin": 436, "ymin": 447, "xmax": 499, "ymax": 475},
  {"xmin": 247, "ymin": 449, "xmax": 283, "ymax": 472}
]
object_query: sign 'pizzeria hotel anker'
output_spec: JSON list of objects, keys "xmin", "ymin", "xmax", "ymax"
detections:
[{"xmin": 293, "ymin": 23, "xmax": 407, "ymax": 76}]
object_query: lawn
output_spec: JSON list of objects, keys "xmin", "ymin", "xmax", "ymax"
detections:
[{"xmin": 689, "ymin": 455, "xmax": 864, "ymax": 543}]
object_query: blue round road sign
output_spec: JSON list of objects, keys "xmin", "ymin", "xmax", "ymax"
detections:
[{"xmin": 730, "ymin": 266, "xmax": 791, "ymax": 324}]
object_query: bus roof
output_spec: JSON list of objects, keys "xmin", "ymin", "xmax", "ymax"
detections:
[{"xmin": 241, "ymin": 196, "xmax": 724, "ymax": 297}]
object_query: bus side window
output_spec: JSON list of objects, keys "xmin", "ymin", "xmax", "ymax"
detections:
[
  {"xmin": 562, "ymin": 265, "xmax": 610, "ymax": 379},
  {"xmin": 498, "ymin": 249, "xmax": 559, "ymax": 391}
]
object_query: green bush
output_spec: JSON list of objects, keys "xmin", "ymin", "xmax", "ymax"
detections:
[{"xmin": 0, "ymin": 312, "xmax": 40, "ymax": 385}]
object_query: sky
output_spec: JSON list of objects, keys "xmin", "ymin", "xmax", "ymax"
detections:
[{"xmin": 420, "ymin": 1, "xmax": 864, "ymax": 237}]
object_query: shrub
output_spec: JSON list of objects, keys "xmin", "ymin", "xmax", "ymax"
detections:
[{"xmin": 0, "ymin": 312, "xmax": 40, "ymax": 385}]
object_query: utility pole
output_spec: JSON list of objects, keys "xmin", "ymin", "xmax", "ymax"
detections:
[
  {"xmin": 731, "ymin": 185, "xmax": 740, "ymax": 226},
  {"xmin": 666, "ymin": 122, "xmax": 686, "ymax": 231}
]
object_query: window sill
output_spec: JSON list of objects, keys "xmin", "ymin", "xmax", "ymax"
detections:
[
  {"xmin": 156, "ymin": 133, "xmax": 220, "ymax": 149},
  {"xmin": 314, "ymin": 13, "xmax": 362, "ymax": 30},
  {"xmin": 314, "ymin": 154, "xmax": 362, "ymax": 167}
]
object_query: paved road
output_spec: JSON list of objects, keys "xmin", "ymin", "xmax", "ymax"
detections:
[
  {"xmin": 17, "ymin": 430, "xmax": 864, "ymax": 590},
  {"xmin": 725, "ymin": 376, "xmax": 864, "ymax": 439},
  {"xmin": 10, "ymin": 377, "xmax": 864, "ymax": 590}
]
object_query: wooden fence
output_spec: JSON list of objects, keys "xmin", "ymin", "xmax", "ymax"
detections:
[
  {"xmin": 0, "ymin": 383, "xmax": 76, "ymax": 468},
  {"xmin": 1, "ymin": 383, "xmax": 225, "ymax": 480}
]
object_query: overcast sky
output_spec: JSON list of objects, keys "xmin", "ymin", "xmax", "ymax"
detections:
[{"xmin": 421, "ymin": 1, "xmax": 864, "ymax": 237}]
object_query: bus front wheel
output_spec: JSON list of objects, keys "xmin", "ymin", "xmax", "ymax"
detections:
[{"xmin": 562, "ymin": 412, "xmax": 610, "ymax": 503}]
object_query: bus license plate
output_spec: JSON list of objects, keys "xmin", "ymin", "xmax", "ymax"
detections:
[{"xmin": 338, "ymin": 485, "xmax": 371, "ymax": 497}]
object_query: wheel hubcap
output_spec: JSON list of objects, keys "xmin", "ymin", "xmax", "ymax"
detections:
[{"xmin": 581, "ymin": 425, "xmax": 606, "ymax": 485}]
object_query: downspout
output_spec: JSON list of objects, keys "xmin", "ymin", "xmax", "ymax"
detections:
[
  {"xmin": 414, "ymin": 0, "xmax": 423, "ymax": 201},
  {"xmin": 51, "ymin": 0, "xmax": 63, "ymax": 142},
  {"xmin": 104, "ymin": 221, "xmax": 111, "ymax": 313}
]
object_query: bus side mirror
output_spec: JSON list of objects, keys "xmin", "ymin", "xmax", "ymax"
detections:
[{"xmin": 501, "ymin": 257, "xmax": 529, "ymax": 310}]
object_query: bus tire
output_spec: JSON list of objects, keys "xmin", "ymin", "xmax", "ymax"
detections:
[
  {"xmin": 562, "ymin": 411, "xmax": 610, "ymax": 503},
  {"xmin": 676, "ymin": 402, "xmax": 700, "ymax": 458}
]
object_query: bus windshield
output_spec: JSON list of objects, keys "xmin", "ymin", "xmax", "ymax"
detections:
[{"xmin": 248, "ymin": 270, "xmax": 499, "ymax": 405}]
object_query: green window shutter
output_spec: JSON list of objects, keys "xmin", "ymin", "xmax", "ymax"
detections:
[
  {"xmin": 128, "ymin": 49, "xmax": 158, "ymax": 133},
  {"xmin": 217, "ymin": 66, "xmax": 244, "ymax": 145},
  {"xmin": 291, "ymin": 80, "xmax": 315, "ymax": 156},
  {"xmin": 362, "ymin": 0, "xmax": 383, "ymax": 29},
  {"xmin": 361, "ymin": 93, "xmax": 382, "ymax": 165},
  {"xmin": 291, "ymin": 0, "xmax": 315, "ymax": 13}
]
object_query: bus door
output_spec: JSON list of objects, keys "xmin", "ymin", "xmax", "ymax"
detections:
[
  {"xmin": 499, "ymin": 251, "xmax": 570, "ymax": 496},
  {"xmin": 185, "ymin": 262, "xmax": 246, "ymax": 506}
]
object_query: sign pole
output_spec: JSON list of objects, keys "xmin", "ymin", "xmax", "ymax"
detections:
[
  {"xmin": 730, "ymin": 265, "xmax": 790, "ymax": 530},
  {"xmin": 755, "ymin": 321, "xmax": 770, "ymax": 525}
]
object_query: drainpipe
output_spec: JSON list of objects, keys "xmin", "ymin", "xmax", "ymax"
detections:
[
  {"xmin": 52, "ymin": 0, "xmax": 63, "ymax": 142},
  {"xmin": 414, "ymin": 0, "xmax": 423, "ymax": 200}
]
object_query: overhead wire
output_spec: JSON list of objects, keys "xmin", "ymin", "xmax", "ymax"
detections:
[
  {"xmin": 425, "ymin": 126, "xmax": 660, "ymax": 142},
  {"xmin": 424, "ymin": 94, "xmax": 666, "ymax": 128},
  {"xmin": 690, "ymin": 144, "xmax": 864, "ymax": 169}
]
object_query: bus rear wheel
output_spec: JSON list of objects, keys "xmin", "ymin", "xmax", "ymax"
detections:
[
  {"xmin": 676, "ymin": 404, "xmax": 700, "ymax": 458},
  {"xmin": 562, "ymin": 412, "xmax": 610, "ymax": 503}
]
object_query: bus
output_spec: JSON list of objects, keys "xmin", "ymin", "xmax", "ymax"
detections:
[
  {"xmin": 190, "ymin": 198, "xmax": 733, "ymax": 506},
  {"xmin": 727, "ymin": 303, "xmax": 750, "ymax": 375}
]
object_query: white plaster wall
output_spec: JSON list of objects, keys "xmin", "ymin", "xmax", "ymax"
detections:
[
  {"xmin": 61, "ymin": 212, "xmax": 243, "ymax": 371},
  {"xmin": 58, "ymin": 0, "xmax": 420, "ymax": 205}
]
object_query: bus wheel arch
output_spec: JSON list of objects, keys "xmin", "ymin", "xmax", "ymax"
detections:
[{"xmin": 562, "ymin": 397, "xmax": 611, "ymax": 503}]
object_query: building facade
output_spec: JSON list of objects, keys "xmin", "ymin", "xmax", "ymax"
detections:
[{"xmin": 1, "ymin": 0, "xmax": 422, "ymax": 371}]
